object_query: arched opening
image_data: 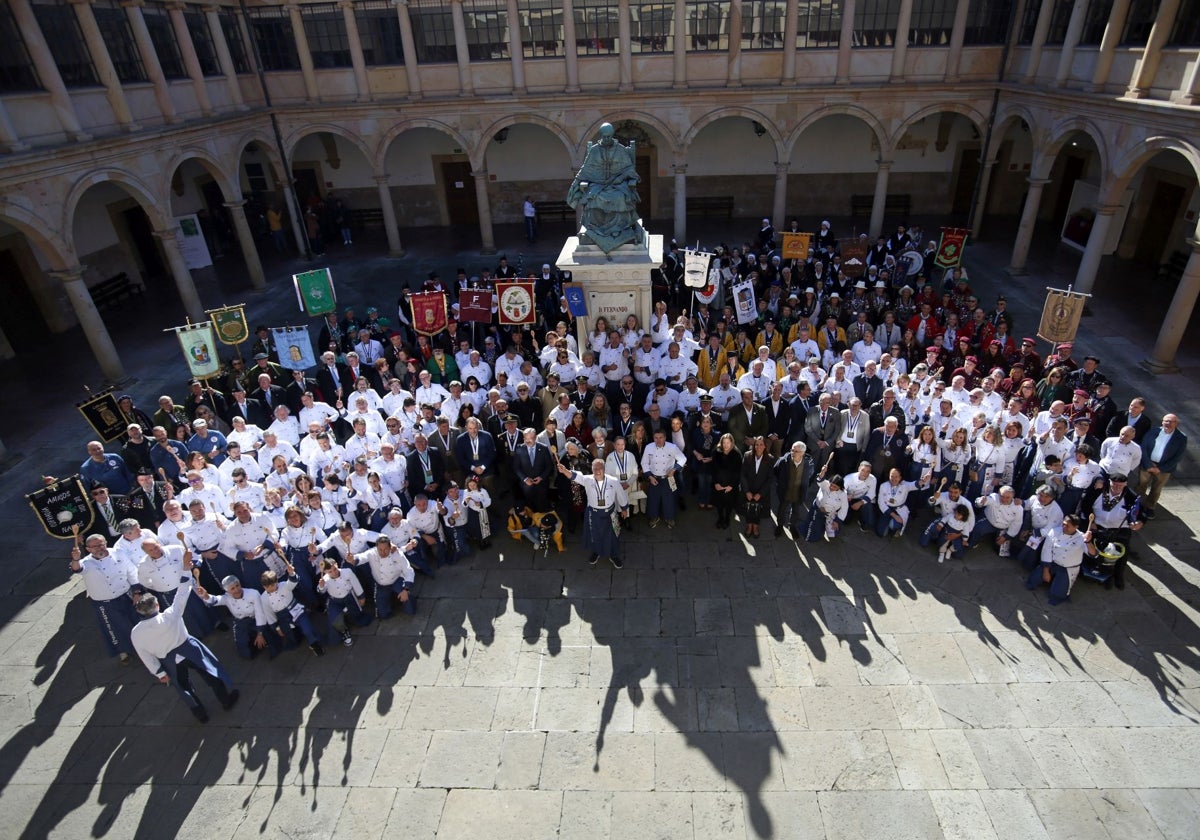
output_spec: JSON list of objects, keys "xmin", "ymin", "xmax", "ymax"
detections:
[
  {"xmin": 972, "ymin": 115, "xmax": 1037, "ymax": 232},
  {"xmin": 71, "ymin": 180, "xmax": 169, "ymax": 299},
  {"xmin": 383, "ymin": 126, "xmax": 473, "ymax": 230},
  {"xmin": 0, "ymin": 217, "xmax": 67, "ymax": 355},
  {"xmin": 1041, "ymin": 130, "xmax": 1104, "ymax": 238},
  {"xmin": 481, "ymin": 121, "xmax": 575, "ymax": 228},
  {"xmin": 688, "ymin": 114, "xmax": 779, "ymax": 222},
  {"xmin": 890, "ymin": 111, "xmax": 983, "ymax": 221},
  {"xmin": 167, "ymin": 157, "xmax": 237, "ymax": 265},
  {"xmin": 605, "ymin": 119, "xmax": 673, "ymax": 224},
  {"xmin": 236, "ymin": 140, "xmax": 294, "ymax": 259},
  {"xmin": 289, "ymin": 130, "xmax": 376, "ymax": 253},
  {"xmin": 788, "ymin": 113, "xmax": 886, "ymax": 229}
]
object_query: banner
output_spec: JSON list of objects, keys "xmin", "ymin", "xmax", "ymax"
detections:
[
  {"xmin": 76, "ymin": 390, "xmax": 127, "ymax": 442},
  {"xmin": 497, "ymin": 282, "xmax": 536, "ymax": 326},
  {"xmin": 294, "ymin": 268, "xmax": 337, "ymax": 316},
  {"xmin": 934, "ymin": 227, "xmax": 970, "ymax": 269},
  {"xmin": 458, "ymin": 289, "xmax": 494, "ymax": 324},
  {"xmin": 781, "ymin": 232, "xmax": 811, "ymax": 261},
  {"xmin": 839, "ymin": 238, "xmax": 868, "ymax": 278},
  {"xmin": 732, "ymin": 277, "xmax": 757, "ymax": 325},
  {"xmin": 1037, "ymin": 288, "xmax": 1087, "ymax": 345},
  {"xmin": 682, "ymin": 250, "xmax": 714, "ymax": 289},
  {"xmin": 563, "ymin": 283, "xmax": 588, "ymax": 317},
  {"xmin": 174, "ymin": 322, "xmax": 221, "ymax": 380},
  {"xmin": 410, "ymin": 291, "xmax": 449, "ymax": 336},
  {"xmin": 26, "ymin": 475, "xmax": 96, "ymax": 539},
  {"xmin": 208, "ymin": 304, "xmax": 249, "ymax": 345},
  {"xmin": 271, "ymin": 326, "xmax": 316, "ymax": 370},
  {"xmin": 175, "ymin": 214, "xmax": 213, "ymax": 270}
]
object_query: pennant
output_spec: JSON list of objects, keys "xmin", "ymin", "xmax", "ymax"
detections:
[
  {"xmin": 26, "ymin": 475, "xmax": 96, "ymax": 540},
  {"xmin": 208, "ymin": 304, "xmax": 249, "ymax": 345},
  {"xmin": 1037, "ymin": 288, "xmax": 1087, "ymax": 345},
  {"xmin": 411, "ymin": 291, "xmax": 449, "ymax": 336},
  {"xmin": 174, "ymin": 322, "xmax": 221, "ymax": 380},
  {"xmin": 497, "ymin": 282, "xmax": 536, "ymax": 326},
  {"xmin": 839, "ymin": 238, "xmax": 868, "ymax": 278},
  {"xmin": 781, "ymin": 232, "xmax": 811, "ymax": 261},
  {"xmin": 272, "ymin": 326, "xmax": 317, "ymax": 370},
  {"xmin": 695, "ymin": 264, "xmax": 719, "ymax": 305},
  {"xmin": 294, "ymin": 268, "xmax": 337, "ymax": 316},
  {"xmin": 76, "ymin": 389, "xmax": 127, "ymax": 442},
  {"xmin": 934, "ymin": 227, "xmax": 970, "ymax": 269},
  {"xmin": 458, "ymin": 289, "xmax": 494, "ymax": 324},
  {"xmin": 732, "ymin": 277, "xmax": 757, "ymax": 325},
  {"xmin": 563, "ymin": 283, "xmax": 588, "ymax": 317},
  {"xmin": 682, "ymin": 250, "xmax": 714, "ymax": 288}
]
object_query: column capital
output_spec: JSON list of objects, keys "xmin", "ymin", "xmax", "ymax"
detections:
[
  {"xmin": 470, "ymin": 169, "xmax": 488, "ymax": 179},
  {"xmin": 153, "ymin": 228, "xmax": 179, "ymax": 242},
  {"xmin": 223, "ymin": 199, "xmax": 247, "ymax": 209},
  {"xmin": 876, "ymin": 160, "xmax": 894, "ymax": 170},
  {"xmin": 66, "ymin": 0, "xmax": 97, "ymax": 6},
  {"xmin": 774, "ymin": 161, "xmax": 790, "ymax": 174},
  {"xmin": 1095, "ymin": 203, "xmax": 1123, "ymax": 216},
  {"xmin": 672, "ymin": 164, "xmax": 687, "ymax": 175},
  {"xmin": 337, "ymin": 0, "xmax": 355, "ymax": 9},
  {"xmin": 1026, "ymin": 177, "xmax": 1052, "ymax": 186},
  {"xmin": 374, "ymin": 173, "xmax": 392, "ymax": 185},
  {"xmin": 120, "ymin": 0, "xmax": 146, "ymax": 9},
  {"xmin": 201, "ymin": 4, "xmax": 222, "ymax": 12},
  {"xmin": 393, "ymin": 0, "xmax": 409, "ymax": 6},
  {"xmin": 49, "ymin": 266, "xmax": 87, "ymax": 284},
  {"xmin": 164, "ymin": 1, "xmax": 188, "ymax": 11}
]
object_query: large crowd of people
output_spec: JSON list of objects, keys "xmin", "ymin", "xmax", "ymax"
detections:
[{"xmin": 66, "ymin": 220, "xmax": 1188, "ymax": 718}]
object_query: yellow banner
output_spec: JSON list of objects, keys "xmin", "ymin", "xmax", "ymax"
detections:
[
  {"xmin": 781, "ymin": 232, "xmax": 811, "ymax": 260},
  {"xmin": 1037, "ymin": 289, "xmax": 1086, "ymax": 345}
]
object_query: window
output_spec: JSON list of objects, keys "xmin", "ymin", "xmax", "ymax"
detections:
[
  {"xmin": 963, "ymin": 0, "xmax": 1013, "ymax": 45},
  {"xmin": 519, "ymin": 0, "xmax": 564, "ymax": 57},
  {"xmin": 301, "ymin": 3, "xmax": 352, "ymax": 68},
  {"xmin": 740, "ymin": 0, "xmax": 787, "ymax": 49},
  {"xmin": 686, "ymin": 0, "xmax": 730, "ymax": 51},
  {"xmin": 909, "ymin": 0, "xmax": 957, "ymax": 45},
  {"xmin": 184, "ymin": 6, "xmax": 219, "ymax": 75},
  {"xmin": 0, "ymin": 3, "xmax": 41, "ymax": 91},
  {"xmin": 797, "ymin": 0, "xmax": 842, "ymax": 48},
  {"xmin": 1016, "ymin": 0, "xmax": 1040, "ymax": 43},
  {"xmin": 463, "ymin": 0, "xmax": 510, "ymax": 60},
  {"xmin": 1078, "ymin": 0, "xmax": 1113, "ymax": 45},
  {"xmin": 355, "ymin": 0, "xmax": 405, "ymax": 65},
  {"xmin": 631, "ymin": 1, "xmax": 674, "ymax": 52},
  {"xmin": 31, "ymin": 0, "xmax": 98, "ymax": 87},
  {"xmin": 1169, "ymin": 0, "xmax": 1200, "ymax": 44},
  {"xmin": 219, "ymin": 9, "xmax": 250, "ymax": 73},
  {"xmin": 410, "ymin": 0, "xmax": 457, "ymax": 63},
  {"xmin": 247, "ymin": 6, "xmax": 301, "ymax": 71},
  {"xmin": 142, "ymin": 1, "xmax": 187, "ymax": 78},
  {"xmin": 93, "ymin": 0, "xmax": 147, "ymax": 83},
  {"xmin": 855, "ymin": 0, "xmax": 901, "ymax": 47},
  {"xmin": 1120, "ymin": 0, "xmax": 1160, "ymax": 45},
  {"xmin": 1042, "ymin": 0, "xmax": 1073, "ymax": 45},
  {"xmin": 245, "ymin": 162, "xmax": 269, "ymax": 192}
]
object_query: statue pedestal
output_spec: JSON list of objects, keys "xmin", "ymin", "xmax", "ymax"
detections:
[{"xmin": 556, "ymin": 231, "xmax": 664, "ymax": 352}]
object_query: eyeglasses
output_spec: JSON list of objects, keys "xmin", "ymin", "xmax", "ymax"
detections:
[{"xmin": 188, "ymin": 479, "xmax": 203, "ymax": 484}]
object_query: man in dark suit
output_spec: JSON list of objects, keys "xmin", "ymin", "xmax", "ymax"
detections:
[
  {"xmin": 249, "ymin": 352, "xmax": 287, "ymax": 386},
  {"xmin": 774, "ymin": 440, "xmax": 814, "ymax": 537},
  {"xmin": 1066, "ymin": 417, "xmax": 1101, "ymax": 456},
  {"xmin": 495, "ymin": 414, "xmax": 523, "ymax": 497},
  {"xmin": 607, "ymin": 376, "xmax": 643, "ymax": 421},
  {"xmin": 250, "ymin": 373, "xmax": 286, "ymax": 415},
  {"xmin": 641, "ymin": 403, "xmax": 672, "ymax": 439},
  {"xmin": 865, "ymin": 416, "xmax": 909, "ymax": 481},
  {"xmin": 804, "ymin": 393, "xmax": 843, "ymax": 470},
  {"xmin": 511, "ymin": 383, "xmax": 544, "ymax": 430},
  {"xmin": 285, "ymin": 369, "xmax": 321, "ymax": 415},
  {"xmin": 126, "ymin": 469, "xmax": 172, "ymax": 530},
  {"xmin": 405, "ymin": 434, "xmax": 447, "ymax": 499},
  {"xmin": 344, "ymin": 351, "xmax": 382, "ymax": 393},
  {"xmin": 512, "ymin": 427, "xmax": 554, "ymax": 511},
  {"xmin": 454, "ymin": 417, "xmax": 497, "ymax": 492},
  {"xmin": 852, "ymin": 366, "xmax": 884, "ymax": 407},
  {"xmin": 88, "ymin": 483, "xmax": 131, "ymax": 540},
  {"xmin": 762, "ymin": 382, "xmax": 795, "ymax": 459},
  {"xmin": 1106, "ymin": 397, "xmax": 1153, "ymax": 444},
  {"xmin": 225, "ymin": 383, "xmax": 269, "ymax": 427},
  {"xmin": 316, "ymin": 351, "xmax": 353, "ymax": 407},
  {"xmin": 1137, "ymin": 414, "xmax": 1186, "ymax": 520},
  {"xmin": 726, "ymin": 388, "xmax": 769, "ymax": 453}
]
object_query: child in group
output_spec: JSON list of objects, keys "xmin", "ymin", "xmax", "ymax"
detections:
[
  {"xmin": 260, "ymin": 565, "xmax": 324, "ymax": 656},
  {"xmin": 316, "ymin": 557, "xmax": 371, "ymax": 647},
  {"xmin": 936, "ymin": 504, "xmax": 973, "ymax": 563}
]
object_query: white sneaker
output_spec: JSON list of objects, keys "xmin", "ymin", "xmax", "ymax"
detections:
[
  {"xmin": 938, "ymin": 546, "xmax": 948, "ymax": 564},
  {"xmin": 999, "ymin": 543, "xmax": 1011, "ymax": 558}
]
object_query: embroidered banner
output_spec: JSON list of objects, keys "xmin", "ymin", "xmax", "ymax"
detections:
[
  {"xmin": 839, "ymin": 238, "xmax": 869, "ymax": 278},
  {"xmin": 271, "ymin": 326, "xmax": 316, "ymax": 370},
  {"xmin": 934, "ymin": 227, "xmax": 970, "ymax": 269},
  {"xmin": 294, "ymin": 268, "xmax": 337, "ymax": 316},
  {"xmin": 1037, "ymin": 288, "xmax": 1087, "ymax": 345},
  {"xmin": 732, "ymin": 277, "xmax": 758, "ymax": 325},
  {"xmin": 457, "ymin": 289, "xmax": 494, "ymax": 324},
  {"xmin": 497, "ymin": 282, "xmax": 536, "ymax": 326},
  {"xmin": 174, "ymin": 322, "xmax": 221, "ymax": 380},
  {"xmin": 208, "ymin": 304, "xmax": 249, "ymax": 345},
  {"xmin": 781, "ymin": 232, "xmax": 812, "ymax": 261},
  {"xmin": 26, "ymin": 475, "xmax": 96, "ymax": 540},
  {"xmin": 410, "ymin": 291, "xmax": 449, "ymax": 336}
]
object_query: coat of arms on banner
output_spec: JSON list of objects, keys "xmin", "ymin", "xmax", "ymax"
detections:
[
  {"xmin": 294, "ymin": 268, "xmax": 337, "ymax": 316},
  {"xmin": 209, "ymin": 305, "xmax": 249, "ymax": 345},
  {"xmin": 839, "ymin": 238, "xmax": 868, "ymax": 278},
  {"xmin": 1037, "ymin": 289, "xmax": 1086, "ymax": 344},
  {"xmin": 497, "ymin": 282, "xmax": 536, "ymax": 325},
  {"xmin": 77, "ymin": 389, "xmax": 127, "ymax": 442},
  {"xmin": 272, "ymin": 326, "xmax": 317, "ymax": 370},
  {"xmin": 781, "ymin": 233, "xmax": 811, "ymax": 260},
  {"xmin": 411, "ymin": 291, "xmax": 449, "ymax": 336},
  {"xmin": 27, "ymin": 475, "xmax": 95, "ymax": 539},
  {"xmin": 173, "ymin": 323, "xmax": 221, "ymax": 379}
]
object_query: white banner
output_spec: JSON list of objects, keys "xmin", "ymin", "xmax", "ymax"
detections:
[
  {"xmin": 174, "ymin": 322, "xmax": 221, "ymax": 379},
  {"xmin": 175, "ymin": 214, "xmax": 213, "ymax": 270},
  {"xmin": 272, "ymin": 326, "xmax": 317, "ymax": 370},
  {"xmin": 732, "ymin": 278, "xmax": 757, "ymax": 325},
  {"xmin": 682, "ymin": 250, "xmax": 714, "ymax": 288}
]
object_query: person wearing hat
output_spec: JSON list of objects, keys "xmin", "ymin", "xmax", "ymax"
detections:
[
  {"xmin": 1045, "ymin": 342, "xmax": 1078, "ymax": 373},
  {"xmin": 816, "ymin": 314, "xmax": 847, "ymax": 357},
  {"xmin": 1067, "ymin": 354, "xmax": 1109, "ymax": 395},
  {"xmin": 1015, "ymin": 337, "xmax": 1043, "ymax": 380}
]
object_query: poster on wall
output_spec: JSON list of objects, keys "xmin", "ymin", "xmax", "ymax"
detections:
[{"xmin": 175, "ymin": 214, "xmax": 213, "ymax": 270}]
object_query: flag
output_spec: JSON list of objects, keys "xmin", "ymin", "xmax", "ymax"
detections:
[
  {"xmin": 1037, "ymin": 288, "xmax": 1086, "ymax": 344},
  {"xmin": 76, "ymin": 390, "xmax": 126, "ymax": 442},
  {"xmin": 695, "ymin": 266, "xmax": 719, "ymax": 305},
  {"xmin": 410, "ymin": 291, "xmax": 449, "ymax": 336},
  {"xmin": 563, "ymin": 283, "xmax": 588, "ymax": 317},
  {"xmin": 458, "ymin": 289, "xmax": 494, "ymax": 324},
  {"xmin": 682, "ymin": 250, "xmax": 714, "ymax": 288},
  {"xmin": 26, "ymin": 475, "xmax": 95, "ymax": 540},
  {"xmin": 208, "ymin": 304, "xmax": 249, "ymax": 345},
  {"xmin": 272, "ymin": 326, "xmax": 316, "ymax": 370},
  {"xmin": 839, "ymin": 238, "xmax": 868, "ymax": 278},
  {"xmin": 781, "ymin": 232, "xmax": 811, "ymax": 260},
  {"xmin": 497, "ymin": 282, "xmax": 536, "ymax": 326},
  {"xmin": 174, "ymin": 322, "xmax": 221, "ymax": 379},
  {"xmin": 933, "ymin": 227, "xmax": 970, "ymax": 269},
  {"xmin": 294, "ymin": 268, "xmax": 337, "ymax": 316},
  {"xmin": 732, "ymin": 277, "xmax": 757, "ymax": 325}
]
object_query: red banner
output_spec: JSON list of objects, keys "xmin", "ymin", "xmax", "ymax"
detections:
[
  {"xmin": 458, "ymin": 289, "xmax": 494, "ymax": 324},
  {"xmin": 934, "ymin": 227, "xmax": 970, "ymax": 269},
  {"xmin": 410, "ymin": 291, "xmax": 448, "ymax": 336},
  {"xmin": 496, "ymin": 282, "xmax": 536, "ymax": 326},
  {"xmin": 839, "ymin": 238, "xmax": 868, "ymax": 278}
]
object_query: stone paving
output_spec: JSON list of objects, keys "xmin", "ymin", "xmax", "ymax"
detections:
[{"xmin": 0, "ymin": 220, "xmax": 1198, "ymax": 839}]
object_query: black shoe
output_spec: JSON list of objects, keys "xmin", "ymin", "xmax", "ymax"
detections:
[
  {"xmin": 588, "ymin": 553, "xmax": 598, "ymax": 566},
  {"xmin": 192, "ymin": 705, "xmax": 210, "ymax": 723},
  {"xmin": 678, "ymin": 500, "xmax": 687, "ymax": 511},
  {"xmin": 774, "ymin": 525, "xmax": 783, "ymax": 538},
  {"xmin": 221, "ymin": 689, "xmax": 240, "ymax": 711},
  {"xmin": 480, "ymin": 539, "xmax": 492, "ymax": 549},
  {"xmin": 310, "ymin": 643, "xmax": 325, "ymax": 656},
  {"xmin": 609, "ymin": 556, "xmax": 623, "ymax": 569},
  {"xmin": 1143, "ymin": 509, "xmax": 1157, "ymax": 520}
]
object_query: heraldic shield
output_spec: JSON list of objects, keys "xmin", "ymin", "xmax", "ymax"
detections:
[{"xmin": 27, "ymin": 475, "xmax": 96, "ymax": 539}]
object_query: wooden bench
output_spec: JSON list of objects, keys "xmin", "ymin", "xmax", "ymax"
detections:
[
  {"xmin": 90, "ymin": 272, "xmax": 143, "ymax": 310},
  {"xmin": 349, "ymin": 208, "xmax": 385, "ymax": 230},
  {"xmin": 535, "ymin": 200, "xmax": 575, "ymax": 223},
  {"xmin": 850, "ymin": 193, "xmax": 913, "ymax": 221},
  {"xmin": 686, "ymin": 195, "xmax": 735, "ymax": 218}
]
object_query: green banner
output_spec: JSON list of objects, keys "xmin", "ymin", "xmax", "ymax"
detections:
[
  {"xmin": 294, "ymin": 268, "xmax": 337, "ymax": 316},
  {"xmin": 209, "ymin": 305, "xmax": 249, "ymax": 345}
]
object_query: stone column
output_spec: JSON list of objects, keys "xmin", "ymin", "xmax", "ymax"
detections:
[
  {"xmin": 618, "ymin": 0, "xmax": 634, "ymax": 91},
  {"xmin": 283, "ymin": 188, "xmax": 309, "ymax": 256},
  {"xmin": 0, "ymin": 101, "xmax": 27, "ymax": 152},
  {"xmin": 1125, "ymin": 0, "xmax": 1182, "ymax": 98},
  {"xmin": 12, "ymin": 0, "xmax": 89, "ymax": 139},
  {"xmin": 727, "ymin": 0, "xmax": 742, "ymax": 87},
  {"xmin": 772, "ymin": 161, "xmax": 789, "ymax": 231},
  {"xmin": 205, "ymin": 4, "xmax": 246, "ymax": 109},
  {"xmin": 340, "ymin": 0, "xmax": 372, "ymax": 101},
  {"xmin": 781, "ymin": 0, "xmax": 799, "ymax": 84},
  {"xmin": 562, "ymin": 0, "xmax": 580, "ymax": 92},
  {"xmin": 673, "ymin": 0, "xmax": 687, "ymax": 88},
  {"xmin": 506, "ymin": 0, "xmax": 527, "ymax": 94},
  {"xmin": 1179, "ymin": 56, "xmax": 1200, "ymax": 105},
  {"xmin": 394, "ymin": 0, "xmax": 423, "ymax": 97},
  {"xmin": 1143, "ymin": 237, "xmax": 1200, "ymax": 374},
  {"xmin": 123, "ymin": 0, "xmax": 179, "ymax": 123},
  {"xmin": 1022, "ymin": 0, "xmax": 1056, "ymax": 84},
  {"xmin": 286, "ymin": 1, "xmax": 320, "ymax": 102},
  {"xmin": 968, "ymin": 157, "xmax": 997, "ymax": 236},
  {"xmin": 472, "ymin": 169, "xmax": 497, "ymax": 254},
  {"xmin": 53, "ymin": 266, "xmax": 126, "ymax": 382},
  {"xmin": 167, "ymin": 2, "xmax": 213, "ymax": 115},
  {"xmin": 944, "ymin": 0, "xmax": 970, "ymax": 82},
  {"xmin": 375, "ymin": 174, "xmax": 405, "ymax": 256},
  {"xmin": 154, "ymin": 228, "xmax": 206, "ymax": 322},
  {"xmin": 223, "ymin": 200, "xmax": 266, "ymax": 290},
  {"xmin": 68, "ymin": 0, "xmax": 138, "ymax": 130},
  {"xmin": 673, "ymin": 163, "xmax": 687, "ymax": 244},
  {"xmin": 1053, "ymin": 0, "xmax": 1091, "ymax": 85},
  {"xmin": 450, "ymin": 0, "xmax": 474, "ymax": 96},
  {"xmin": 890, "ymin": 0, "xmax": 914, "ymax": 81},
  {"xmin": 868, "ymin": 161, "xmax": 893, "ymax": 239},
  {"xmin": 1072, "ymin": 204, "xmax": 1120, "ymax": 295},
  {"xmin": 836, "ymin": 0, "xmax": 855, "ymax": 83},
  {"xmin": 1086, "ymin": 0, "xmax": 1131, "ymax": 91},
  {"xmin": 1008, "ymin": 177, "xmax": 1050, "ymax": 274}
]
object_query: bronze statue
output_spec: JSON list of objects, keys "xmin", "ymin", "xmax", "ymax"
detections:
[{"xmin": 567, "ymin": 123, "xmax": 644, "ymax": 254}]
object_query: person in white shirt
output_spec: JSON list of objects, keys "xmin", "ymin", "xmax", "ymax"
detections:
[
  {"xmin": 298, "ymin": 391, "xmax": 341, "ymax": 430},
  {"xmin": 968, "ymin": 485, "xmax": 1024, "ymax": 556},
  {"xmin": 1024, "ymin": 515, "xmax": 1097, "ymax": 605},
  {"xmin": 806, "ymin": 474, "xmax": 849, "ymax": 542},
  {"xmin": 219, "ymin": 443, "xmax": 265, "ymax": 484},
  {"xmin": 790, "ymin": 331, "xmax": 820, "ymax": 368},
  {"xmin": 199, "ymin": 572, "xmax": 281, "ymax": 659},
  {"xmin": 852, "ymin": 329, "xmax": 883, "ymax": 368},
  {"xmin": 920, "ymin": 482, "xmax": 976, "ymax": 557},
  {"xmin": 344, "ymin": 418, "xmax": 383, "ymax": 462},
  {"xmin": 406, "ymin": 494, "xmax": 449, "ymax": 568},
  {"xmin": 737, "ymin": 360, "xmax": 773, "ymax": 402},
  {"xmin": 708, "ymin": 373, "xmax": 741, "ymax": 419},
  {"xmin": 598, "ymin": 332, "xmax": 630, "ymax": 384},
  {"xmin": 822, "ymin": 365, "xmax": 855, "ymax": 409},
  {"xmin": 266, "ymin": 405, "xmax": 302, "ymax": 447},
  {"xmin": 874, "ymin": 468, "xmax": 920, "ymax": 537},
  {"xmin": 137, "ymin": 535, "xmax": 216, "ymax": 637},
  {"xmin": 69, "ymin": 533, "xmax": 140, "ymax": 662},
  {"xmin": 259, "ymin": 565, "xmax": 324, "ymax": 654},
  {"xmin": 1098, "ymin": 427, "xmax": 1141, "ymax": 480},
  {"xmin": 179, "ymin": 471, "xmax": 231, "ymax": 517},
  {"xmin": 316, "ymin": 558, "xmax": 371, "ymax": 646},
  {"xmin": 631, "ymin": 335, "xmax": 661, "ymax": 387},
  {"xmin": 256, "ymin": 431, "xmax": 300, "ymax": 473},
  {"xmin": 559, "ymin": 457, "xmax": 629, "ymax": 568},
  {"xmin": 1014, "ymin": 485, "xmax": 1064, "ymax": 567},
  {"xmin": 227, "ymin": 468, "xmax": 267, "ymax": 512},
  {"xmin": 843, "ymin": 461, "xmax": 878, "ymax": 532},
  {"xmin": 226, "ymin": 416, "xmax": 264, "ymax": 453},
  {"xmin": 639, "ymin": 429, "xmax": 687, "ymax": 528},
  {"xmin": 460, "ymin": 351, "xmax": 492, "ymax": 388},
  {"xmin": 643, "ymin": 379, "xmax": 680, "ymax": 417},
  {"xmin": 381, "ymin": 506, "xmax": 435, "ymax": 576},
  {"xmin": 350, "ymin": 535, "xmax": 416, "ymax": 618},
  {"xmin": 414, "ymin": 370, "xmax": 451, "ymax": 411}
]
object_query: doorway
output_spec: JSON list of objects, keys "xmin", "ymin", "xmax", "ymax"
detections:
[
  {"xmin": 0, "ymin": 249, "xmax": 49, "ymax": 352},
  {"xmin": 1051, "ymin": 155, "xmax": 1086, "ymax": 231},
  {"xmin": 1134, "ymin": 181, "xmax": 1187, "ymax": 265},
  {"xmin": 292, "ymin": 167, "xmax": 323, "ymax": 207},
  {"xmin": 122, "ymin": 206, "xmax": 166, "ymax": 279},
  {"xmin": 952, "ymin": 147, "xmax": 980, "ymax": 216},
  {"xmin": 636, "ymin": 156, "xmax": 653, "ymax": 221},
  {"xmin": 442, "ymin": 161, "xmax": 479, "ymax": 225}
]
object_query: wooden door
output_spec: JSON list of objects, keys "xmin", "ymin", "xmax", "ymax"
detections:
[
  {"xmin": 442, "ymin": 161, "xmax": 479, "ymax": 225},
  {"xmin": 1134, "ymin": 181, "xmax": 1186, "ymax": 265}
]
